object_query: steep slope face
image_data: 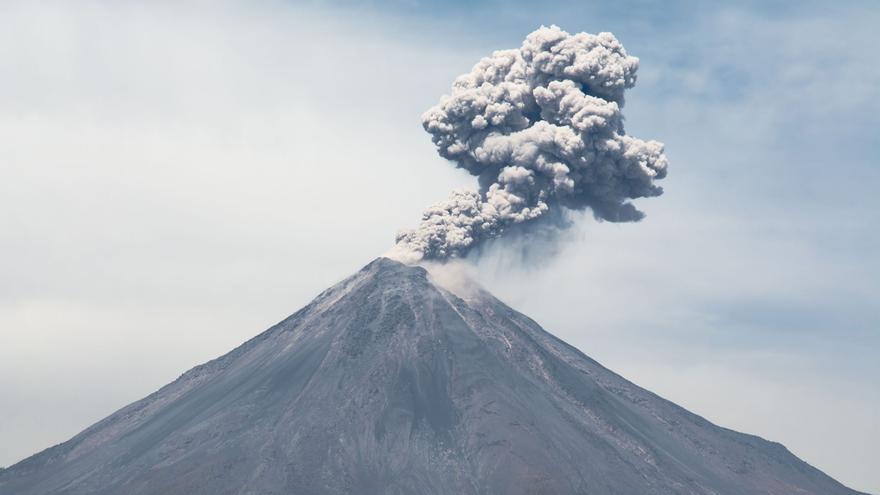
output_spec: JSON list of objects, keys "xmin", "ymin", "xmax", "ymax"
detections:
[{"xmin": 0, "ymin": 258, "xmax": 866, "ymax": 495}]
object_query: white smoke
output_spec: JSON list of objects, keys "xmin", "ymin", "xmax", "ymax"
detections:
[{"xmin": 392, "ymin": 25, "xmax": 668, "ymax": 262}]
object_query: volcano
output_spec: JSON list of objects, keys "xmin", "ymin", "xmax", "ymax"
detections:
[{"xmin": 0, "ymin": 258, "xmax": 865, "ymax": 494}]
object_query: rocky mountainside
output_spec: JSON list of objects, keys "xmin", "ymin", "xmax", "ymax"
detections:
[{"xmin": 0, "ymin": 258, "xmax": 866, "ymax": 494}]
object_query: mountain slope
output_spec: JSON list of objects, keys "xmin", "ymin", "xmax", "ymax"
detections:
[{"xmin": 0, "ymin": 258, "xmax": 866, "ymax": 494}]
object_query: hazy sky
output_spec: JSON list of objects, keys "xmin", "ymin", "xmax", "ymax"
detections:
[{"xmin": 1, "ymin": 0, "xmax": 878, "ymax": 492}]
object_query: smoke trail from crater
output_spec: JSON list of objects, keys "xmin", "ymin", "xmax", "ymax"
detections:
[{"xmin": 390, "ymin": 25, "xmax": 667, "ymax": 263}]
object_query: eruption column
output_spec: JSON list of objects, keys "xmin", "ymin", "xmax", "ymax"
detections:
[{"xmin": 392, "ymin": 25, "xmax": 668, "ymax": 262}]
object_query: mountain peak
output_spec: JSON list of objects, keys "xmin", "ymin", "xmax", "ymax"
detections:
[
  {"xmin": 358, "ymin": 256, "xmax": 421, "ymax": 277},
  {"xmin": 0, "ymin": 259, "xmax": 866, "ymax": 495}
]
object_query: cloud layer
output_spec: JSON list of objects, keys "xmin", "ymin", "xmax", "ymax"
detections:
[{"xmin": 392, "ymin": 25, "xmax": 668, "ymax": 261}]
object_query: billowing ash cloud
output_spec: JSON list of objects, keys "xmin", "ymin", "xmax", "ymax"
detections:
[{"xmin": 391, "ymin": 25, "xmax": 668, "ymax": 262}]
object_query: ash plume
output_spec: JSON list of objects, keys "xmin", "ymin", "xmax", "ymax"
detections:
[{"xmin": 391, "ymin": 25, "xmax": 668, "ymax": 263}]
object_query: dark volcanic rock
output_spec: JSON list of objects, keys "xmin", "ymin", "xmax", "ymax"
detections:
[{"xmin": 0, "ymin": 258, "xmax": 867, "ymax": 494}]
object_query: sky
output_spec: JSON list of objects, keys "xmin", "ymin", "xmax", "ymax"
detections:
[{"xmin": 0, "ymin": 0, "xmax": 878, "ymax": 492}]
